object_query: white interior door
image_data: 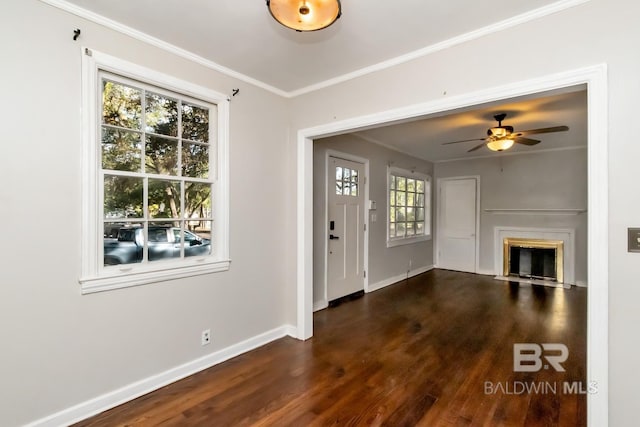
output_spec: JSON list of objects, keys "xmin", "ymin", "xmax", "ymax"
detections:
[
  {"xmin": 438, "ymin": 177, "xmax": 478, "ymax": 273},
  {"xmin": 327, "ymin": 156, "xmax": 365, "ymax": 301}
]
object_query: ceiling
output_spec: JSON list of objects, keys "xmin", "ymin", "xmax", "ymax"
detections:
[
  {"xmin": 58, "ymin": 0, "xmax": 573, "ymax": 94},
  {"xmin": 349, "ymin": 87, "xmax": 588, "ymax": 162},
  {"xmin": 53, "ymin": 0, "xmax": 588, "ymax": 161}
]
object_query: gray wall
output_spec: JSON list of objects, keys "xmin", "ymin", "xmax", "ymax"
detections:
[
  {"xmin": 313, "ymin": 135, "xmax": 434, "ymax": 306},
  {"xmin": 434, "ymin": 148, "xmax": 588, "ymax": 284}
]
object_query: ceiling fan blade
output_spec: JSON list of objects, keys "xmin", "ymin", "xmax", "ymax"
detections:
[
  {"xmin": 514, "ymin": 137, "xmax": 541, "ymax": 146},
  {"xmin": 514, "ymin": 125, "xmax": 569, "ymax": 136},
  {"xmin": 442, "ymin": 138, "xmax": 486, "ymax": 145},
  {"xmin": 467, "ymin": 143, "xmax": 486, "ymax": 152}
]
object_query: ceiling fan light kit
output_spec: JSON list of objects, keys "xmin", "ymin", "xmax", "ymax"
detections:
[{"xmin": 266, "ymin": 0, "xmax": 341, "ymax": 32}]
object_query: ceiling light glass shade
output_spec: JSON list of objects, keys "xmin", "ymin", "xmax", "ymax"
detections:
[
  {"xmin": 267, "ymin": 0, "xmax": 341, "ymax": 32},
  {"xmin": 487, "ymin": 139, "xmax": 515, "ymax": 151}
]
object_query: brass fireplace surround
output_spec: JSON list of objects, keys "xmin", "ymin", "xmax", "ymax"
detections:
[{"xmin": 503, "ymin": 237, "xmax": 564, "ymax": 283}]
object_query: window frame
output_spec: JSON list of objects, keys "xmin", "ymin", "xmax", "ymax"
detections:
[
  {"xmin": 387, "ymin": 166, "xmax": 432, "ymax": 248},
  {"xmin": 80, "ymin": 48, "xmax": 230, "ymax": 293}
]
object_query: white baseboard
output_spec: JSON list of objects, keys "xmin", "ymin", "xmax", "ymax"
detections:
[
  {"xmin": 26, "ymin": 324, "xmax": 297, "ymax": 427},
  {"xmin": 367, "ymin": 265, "xmax": 434, "ymax": 293},
  {"xmin": 476, "ymin": 269, "xmax": 496, "ymax": 276},
  {"xmin": 313, "ymin": 300, "xmax": 328, "ymax": 312},
  {"xmin": 317, "ymin": 265, "xmax": 435, "ymax": 306},
  {"xmin": 576, "ymin": 280, "xmax": 588, "ymax": 287}
]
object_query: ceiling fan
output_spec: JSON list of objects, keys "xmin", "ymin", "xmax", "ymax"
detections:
[{"xmin": 442, "ymin": 113, "xmax": 569, "ymax": 152}]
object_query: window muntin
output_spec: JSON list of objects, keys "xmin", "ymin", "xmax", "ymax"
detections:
[
  {"xmin": 100, "ymin": 74, "xmax": 216, "ymax": 268},
  {"xmin": 388, "ymin": 168, "xmax": 431, "ymax": 245},
  {"xmin": 81, "ymin": 49, "xmax": 229, "ymax": 293},
  {"xmin": 335, "ymin": 166, "xmax": 359, "ymax": 196}
]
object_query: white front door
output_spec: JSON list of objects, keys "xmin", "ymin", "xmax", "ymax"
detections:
[
  {"xmin": 327, "ymin": 156, "xmax": 365, "ymax": 301},
  {"xmin": 438, "ymin": 177, "xmax": 478, "ymax": 273}
]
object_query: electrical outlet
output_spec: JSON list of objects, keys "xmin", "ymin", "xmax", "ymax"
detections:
[{"xmin": 201, "ymin": 329, "xmax": 211, "ymax": 346}]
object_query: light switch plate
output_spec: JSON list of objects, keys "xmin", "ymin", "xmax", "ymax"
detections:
[{"xmin": 628, "ymin": 228, "xmax": 640, "ymax": 252}]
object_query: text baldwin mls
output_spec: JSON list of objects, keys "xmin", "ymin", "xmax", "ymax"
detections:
[{"xmin": 484, "ymin": 381, "xmax": 598, "ymax": 395}]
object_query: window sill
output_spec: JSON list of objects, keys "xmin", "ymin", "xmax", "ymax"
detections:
[
  {"xmin": 386, "ymin": 235, "xmax": 431, "ymax": 248},
  {"xmin": 80, "ymin": 259, "xmax": 231, "ymax": 294}
]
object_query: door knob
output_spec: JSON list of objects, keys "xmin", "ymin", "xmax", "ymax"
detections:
[{"xmin": 329, "ymin": 234, "xmax": 340, "ymax": 240}]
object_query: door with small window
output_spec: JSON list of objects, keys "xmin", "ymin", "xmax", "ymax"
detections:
[{"xmin": 327, "ymin": 156, "xmax": 365, "ymax": 301}]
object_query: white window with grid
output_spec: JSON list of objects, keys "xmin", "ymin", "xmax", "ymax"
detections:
[
  {"xmin": 387, "ymin": 167, "xmax": 431, "ymax": 247},
  {"xmin": 80, "ymin": 49, "xmax": 229, "ymax": 293}
]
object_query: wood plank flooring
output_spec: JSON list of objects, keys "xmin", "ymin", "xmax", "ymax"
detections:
[{"xmin": 75, "ymin": 269, "xmax": 586, "ymax": 426}]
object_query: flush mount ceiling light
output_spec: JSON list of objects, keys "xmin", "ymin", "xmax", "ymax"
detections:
[{"xmin": 267, "ymin": 0, "xmax": 342, "ymax": 32}]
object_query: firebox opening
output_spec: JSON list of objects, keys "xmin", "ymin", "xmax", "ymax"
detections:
[
  {"xmin": 509, "ymin": 246, "xmax": 557, "ymax": 281},
  {"xmin": 503, "ymin": 237, "xmax": 564, "ymax": 284}
]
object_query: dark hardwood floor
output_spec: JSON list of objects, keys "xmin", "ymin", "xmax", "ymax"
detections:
[{"xmin": 75, "ymin": 269, "xmax": 586, "ymax": 426}]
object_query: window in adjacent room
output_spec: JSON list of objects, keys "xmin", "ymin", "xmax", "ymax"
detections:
[{"xmin": 388, "ymin": 167, "xmax": 431, "ymax": 247}]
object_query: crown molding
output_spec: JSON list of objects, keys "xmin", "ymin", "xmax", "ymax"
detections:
[
  {"xmin": 354, "ymin": 131, "xmax": 587, "ymax": 164},
  {"xmin": 434, "ymin": 144, "xmax": 587, "ymax": 163},
  {"xmin": 39, "ymin": 0, "xmax": 591, "ymax": 99},
  {"xmin": 289, "ymin": 0, "xmax": 591, "ymax": 97},
  {"xmin": 350, "ymin": 133, "xmax": 433, "ymax": 163},
  {"xmin": 37, "ymin": 0, "xmax": 290, "ymax": 98}
]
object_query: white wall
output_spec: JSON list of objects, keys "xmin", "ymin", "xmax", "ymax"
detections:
[
  {"xmin": 313, "ymin": 135, "xmax": 434, "ymax": 306},
  {"xmin": 288, "ymin": 0, "xmax": 640, "ymax": 425},
  {"xmin": 0, "ymin": 1, "xmax": 293, "ymax": 426},
  {"xmin": 434, "ymin": 148, "xmax": 588, "ymax": 284}
]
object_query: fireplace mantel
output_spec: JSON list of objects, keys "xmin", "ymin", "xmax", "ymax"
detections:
[
  {"xmin": 494, "ymin": 227, "xmax": 576, "ymax": 285},
  {"xmin": 485, "ymin": 208, "xmax": 586, "ymax": 215}
]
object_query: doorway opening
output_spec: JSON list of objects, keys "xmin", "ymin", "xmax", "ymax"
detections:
[{"xmin": 297, "ymin": 65, "xmax": 608, "ymax": 424}]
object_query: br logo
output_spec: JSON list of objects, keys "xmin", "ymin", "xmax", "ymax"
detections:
[{"xmin": 513, "ymin": 343, "xmax": 568, "ymax": 372}]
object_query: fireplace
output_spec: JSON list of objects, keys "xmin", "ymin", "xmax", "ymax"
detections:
[
  {"xmin": 503, "ymin": 238, "xmax": 564, "ymax": 283},
  {"xmin": 494, "ymin": 227, "xmax": 575, "ymax": 286}
]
